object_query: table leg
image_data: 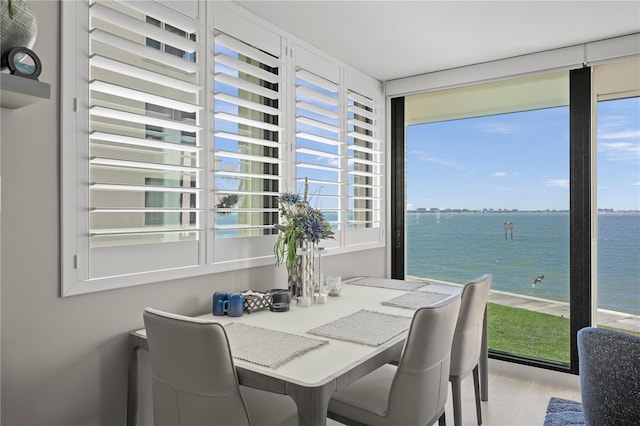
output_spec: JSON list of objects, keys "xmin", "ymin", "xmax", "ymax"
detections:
[
  {"xmin": 285, "ymin": 381, "xmax": 335, "ymax": 426},
  {"xmin": 480, "ymin": 305, "xmax": 489, "ymax": 401},
  {"xmin": 126, "ymin": 335, "xmax": 141, "ymax": 426}
]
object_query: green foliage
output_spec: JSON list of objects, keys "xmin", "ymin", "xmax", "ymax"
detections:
[{"xmin": 7, "ymin": 0, "xmax": 15, "ymax": 18}]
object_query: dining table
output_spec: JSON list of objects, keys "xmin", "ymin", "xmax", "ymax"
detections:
[{"xmin": 126, "ymin": 277, "xmax": 488, "ymax": 426}]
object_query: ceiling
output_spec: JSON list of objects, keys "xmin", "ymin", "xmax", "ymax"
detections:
[{"xmin": 235, "ymin": 1, "xmax": 640, "ymax": 82}]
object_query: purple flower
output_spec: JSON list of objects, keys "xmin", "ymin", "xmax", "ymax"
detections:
[
  {"xmin": 302, "ymin": 215, "xmax": 325, "ymax": 243},
  {"xmin": 279, "ymin": 192, "xmax": 301, "ymax": 205}
]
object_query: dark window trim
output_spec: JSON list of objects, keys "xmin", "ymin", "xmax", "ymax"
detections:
[
  {"xmin": 390, "ymin": 97, "xmax": 405, "ymax": 280},
  {"xmin": 390, "ymin": 68, "xmax": 592, "ymax": 374},
  {"xmin": 569, "ymin": 66, "xmax": 592, "ymax": 374}
]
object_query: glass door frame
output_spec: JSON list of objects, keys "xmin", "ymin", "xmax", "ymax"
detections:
[{"xmin": 389, "ymin": 68, "xmax": 593, "ymax": 374}]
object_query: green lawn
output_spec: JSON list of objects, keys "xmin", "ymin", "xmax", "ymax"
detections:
[
  {"xmin": 488, "ymin": 302, "xmax": 571, "ymax": 363},
  {"xmin": 487, "ymin": 303, "xmax": 639, "ymax": 363}
]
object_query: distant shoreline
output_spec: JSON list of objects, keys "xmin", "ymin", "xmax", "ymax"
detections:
[{"xmin": 407, "ymin": 209, "xmax": 639, "ymax": 215}]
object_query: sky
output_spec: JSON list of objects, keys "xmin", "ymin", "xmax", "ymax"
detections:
[{"xmin": 406, "ymin": 97, "xmax": 640, "ymax": 212}]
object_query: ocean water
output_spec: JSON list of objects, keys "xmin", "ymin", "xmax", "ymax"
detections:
[{"xmin": 406, "ymin": 211, "xmax": 640, "ymax": 315}]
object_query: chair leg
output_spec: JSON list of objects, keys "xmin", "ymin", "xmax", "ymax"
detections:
[
  {"xmin": 451, "ymin": 377, "xmax": 462, "ymax": 426},
  {"xmin": 472, "ymin": 365, "xmax": 483, "ymax": 425},
  {"xmin": 438, "ymin": 411, "xmax": 446, "ymax": 426}
]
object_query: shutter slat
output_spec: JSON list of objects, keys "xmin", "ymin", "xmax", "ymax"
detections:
[
  {"xmin": 215, "ymin": 53, "xmax": 280, "ymax": 84},
  {"xmin": 214, "ymin": 150, "xmax": 282, "ymax": 164},
  {"xmin": 348, "ymin": 131, "xmax": 378, "ymax": 144},
  {"xmin": 215, "ymin": 112, "xmax": 282, "ymax": 133},
  {"xmin": 348, "ymin": 104, "xmax": 375, "ymax": 120},
  {"xmin": 91, "ymin": 28, "xmax": 199, "ymax": 74},
  {"xmin": 348, "ymin": 118, "xmax": 376, "ymax": 132},
  {"xmin": 296, "ymin": 85, "xmax": 338, "ymax": 106},
  {"xmin": 297, "ymin": 162, "xmax": 338, "ymax": 172},
  {"xmin": 297, "ymin": 101, "xmax": 339, "ymax": 119},
  {"xmin": 91, "ymin": 208, "xmax": 202, "ymax": 213},
  {"xmin": 348, "ymin": 144, "xmax": 379, "ymax": 155},
  {"xmin": 90, "ymin": 131, "xmax": 201, "ymax": 153},
  {"xmin": 90, "ymin": 182, "xmax": 201, "ymax": 193},
  {"xmin": 296, "ymin": 132, "xmax": 341, "ymax": 146},
  {"xmin": 90, "ymin": 226, "xmax": 202, "ymax": 237},
  {"xmin": 214, "ymin": 131, "xmax": 280, "ymax": 149},
  {"xmin": 215, "ymin": 92, "xmax": 280, "ymax": 116},
  {"xmin": 90, "ymin": 2, "xmax": 197, "ymax": 53},
  {"xmin": 91, "ymin": 54, "xmax": 201, "ymax": 93},
  {"xmin": 215, "ymin": 32, "xmax": 279, "ymax": 68},
  {"xmin": 297, "ymin": 147, "xmax": 340, "ymax": 160},
  {"xmin": 214, "ymin": 170, "xmax": 283, "ymax": 181},
  {"xmin": 297, "ymin": 68, "xmax": 338, "ymax": 91},
  {"xmin": 91, "ymin": 80, "xmax": 202, "ymax": 113},
  {"xmin": 349, "ymin": 158, "xmax": 380, "ymax": 167},
  {"xmin": 348, "ymin": 169, "xmax": 378, "ymax": 178},
  {"xmin": 348, "ymin": 91, "xmax": 376, "ymax": 106},
  {"xmin": 90, "ymin": 106, "xmax": 201, "ymax": 133},
  {"xmin": 118, "ymin": 0, "xmax": 199, "ymax": 33},
  {"xmin": 215, "ymin": 72, "xmax": 280, "ymax": 100},
  {"xmin": 297, "ymin": 116, "xmax": 340, "ymax": 134},
  {"xmin": 90, "ymin": 157, "xmax": 201, "ymax": 172}
]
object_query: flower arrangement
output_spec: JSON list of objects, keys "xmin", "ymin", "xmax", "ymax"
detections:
[{"xmin": 274, "ymin": 178, "xmax": 334, "ymax": 274}]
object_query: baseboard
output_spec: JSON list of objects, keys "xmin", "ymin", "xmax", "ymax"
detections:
[{"xmin": 489, "ymin": 358, "xmax": 580, "ymax": 389}]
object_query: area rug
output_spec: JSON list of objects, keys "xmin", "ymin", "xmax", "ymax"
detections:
[{"xmin": 543, "ymin": 397, "xmax": 585, "ymax": 426}]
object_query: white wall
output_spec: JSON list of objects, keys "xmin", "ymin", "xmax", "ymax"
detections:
[{"xmin": 0, "ymin": 2, "xmax": 386, "ymax": 424}]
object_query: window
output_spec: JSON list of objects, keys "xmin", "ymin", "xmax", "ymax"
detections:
[
  {"xmin": 61, "ymin": 2, "xmax": 384, "ymax": 295},
  {"xmin": 593, "ymin": 59, "xmax": 640, "ymax": 332},
  {"xmin": 346, "ymin": 86, "xmax": 383, "ymax": 244},
  {"xmin": 404, "ymin": 72, "xmax": 572, "ymax": 364},
  {"xmin": 213, "ymin": 31, "xmax": 282, "ymax": 238}
]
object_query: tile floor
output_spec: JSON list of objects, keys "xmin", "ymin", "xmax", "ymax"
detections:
[{"xmin": 327, "ymin": 360, "xmax": 582, "ymax": 426}]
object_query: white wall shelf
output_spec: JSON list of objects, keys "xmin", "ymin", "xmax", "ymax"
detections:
[{"xmin": 1, "ymin": 73, "xmax": 51, "ymax": 109}]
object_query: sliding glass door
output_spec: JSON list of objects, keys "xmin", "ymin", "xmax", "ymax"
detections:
[
  {"xmin": 393, "ymin": 60, "xmax": 639, "ymax": 370},
  {"xmin": 404, "ymin": 72, "xmax": 572, "ymax": 364}
]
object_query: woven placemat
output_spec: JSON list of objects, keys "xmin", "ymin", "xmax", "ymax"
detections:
[
  {"xmin": 349, "ymin": 277, "xmax": 427, "ymax": 291},
  {"xmin": 224, "ymin": 323, "xmax": 328, "ymax": 368},
  {"xmin": 307, "ymin": 309, "xmax": 411, "ymax": 346},
  {"xmin": 382, "ymin": 291, "xmax": 451, "ymax": 310}
]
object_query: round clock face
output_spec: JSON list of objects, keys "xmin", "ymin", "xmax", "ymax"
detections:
[{"xmin": 3, "ymin": 47, "xmax": 42, "ymax": 79}]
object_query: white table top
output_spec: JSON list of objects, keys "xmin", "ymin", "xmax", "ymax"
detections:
[{"xmin": 135, "ymin": 280, "xmax": 462, "ymax": 388}]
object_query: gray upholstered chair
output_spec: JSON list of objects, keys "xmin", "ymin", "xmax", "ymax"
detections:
[
  {"xmin": 327, "ymin": 294, "xmax": 461, "ymax": 426},
  {"xmin": 449, "ymin": 274, "xmax": 492, "ymax": 426},
  {"xmin": 143, "ymin": 308, "xmax": 298, "ymax": 426},
  {"xmin": 578, "ymin": 326, "xmax": 640, "ymax": 426}
]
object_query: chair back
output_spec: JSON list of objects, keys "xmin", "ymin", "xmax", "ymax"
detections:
[
  {"xmin": 450, "ymin": 274, "xmax": 492, "ymax": 378},
  {"xmin": 385, "ymin": 294, "xmax": 461, "ymax": 425},
  {"xmin": 143, "ymin": 308, "xmax": 251, "ymax": 426},
  {"xmin": 578, "ymin": 327, "xmax": 640, "ymax": 426}
]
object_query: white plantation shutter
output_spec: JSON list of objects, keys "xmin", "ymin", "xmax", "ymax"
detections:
[
  {"xmin": 295, "ymin": 67, "xmax": 342, "ymax": 235},
  {"xmin": 347, "ymin": 88, "xmax": 383, "ymax": 244},
  {"xmin": 85, "ymin": 0, "xmax": 204, "ymax": 280},
  {"xmin": 212, "ymin": 31, "xmax": 283, "ymax": 245},
  {"xmin": 62, "ymin": 1, "xmax": 385, "ymax": 294}
]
